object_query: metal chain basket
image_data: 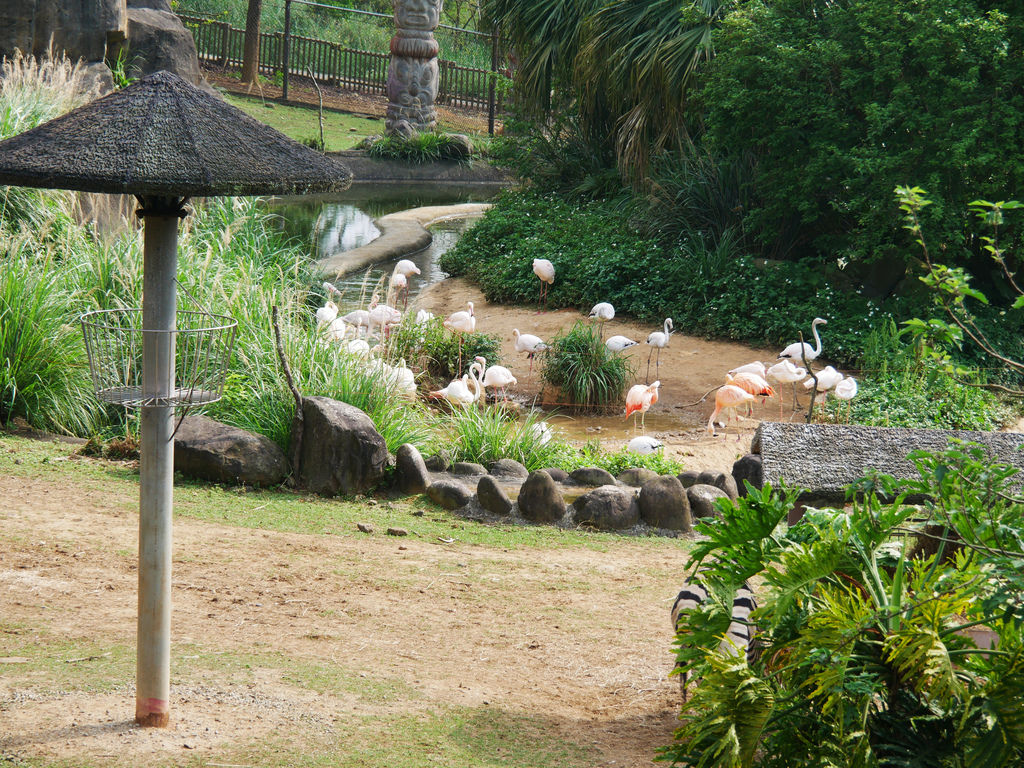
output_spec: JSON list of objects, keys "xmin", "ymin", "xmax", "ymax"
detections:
[{"xmin": 80, "ymin": 306, "xmax": 238, "ymax": 409}]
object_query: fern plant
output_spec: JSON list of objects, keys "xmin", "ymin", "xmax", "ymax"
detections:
[{"xmin": 663, "ymin": 445, "xmax": 1024, "ymax": 767}]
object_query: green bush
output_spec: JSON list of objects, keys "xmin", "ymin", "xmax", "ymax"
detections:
[
  {"xmin": 387, "ymin": 314, "xmax": 502, "ymax": 384},
  {"xmin": 541, "ymin": 322, "xmax": 633, "ymax": 413},
  {"xmin": 664, "ymin": 446, "xmax": 1024, "ymax": 766},
  {"xmin": 446, "ymin": 406, "xmax": 567, "ymax": 470},
  {"xmin": 368, "ymin": 133, "xmax": 472, "ymax": 165}
]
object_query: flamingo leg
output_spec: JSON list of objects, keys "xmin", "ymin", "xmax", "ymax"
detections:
[{"xmin": 646, "ymin": 349, "xmax": 653, "ymax": 382}]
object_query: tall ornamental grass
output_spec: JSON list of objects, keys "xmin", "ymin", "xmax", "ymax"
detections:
[{"xmin": 541, "ymin": 322, "xmax": 633, "ymax": 413}]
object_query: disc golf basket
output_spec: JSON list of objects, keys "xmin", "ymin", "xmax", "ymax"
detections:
[{"xmin": 81, "ymin": 303, "xmax": 237, "ymax": 410}]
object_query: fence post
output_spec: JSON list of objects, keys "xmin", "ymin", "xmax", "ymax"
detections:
[
  {"xmin": 219, "ymin": 22, "xmax": 229, "ymax": 66},
  {"xmin": 488, "ymin": 32, "xmax": 498, "ymax": 136},
  {"xmin": 283, "ymin": 0, "xmax": 292, "ymax": 100}
]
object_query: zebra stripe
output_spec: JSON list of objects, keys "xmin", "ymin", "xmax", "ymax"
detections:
[{"xmin": 671, "ymin": 575, "xmax": 760, "ymax": 700}]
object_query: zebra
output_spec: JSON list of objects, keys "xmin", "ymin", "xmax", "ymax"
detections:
[{"xmin": 670, "ymin": 574, "xmax": 760, "ymax": 701}]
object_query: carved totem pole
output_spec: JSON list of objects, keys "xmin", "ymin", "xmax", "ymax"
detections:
[{"xmin": 385, "ymin": 0, "xmax": 442, "ymax": 137}]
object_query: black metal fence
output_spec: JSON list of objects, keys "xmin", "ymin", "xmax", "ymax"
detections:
[{"xmin": 180, "ymin": 14, "xmax": 499, "ymax": 113}]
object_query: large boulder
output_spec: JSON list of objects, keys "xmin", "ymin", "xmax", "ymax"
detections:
[
  {"xmin": 572, "ymin": 486, "xmax": 639, "ymax": 531},
  {"xmin": 639, "ymin": 476, "xmax": 691, "ymax": 532},
  {"xmin": 617, "ymin": 467, "xmax": 658, "ymax": 488},
  {"xmin": 489, "ymin": 458, "xmax": 529, "ymax": 479},
  {"xmin": 125, "ymin": 7, "xmax": 201, "ymax": 85},
  {"xmin": 570, "ymin": 467, "xmax": 617, "ymax": 487},
  {"xmin": 732, "ymin": 453, "xmax": 763, "ymax": 497},
  {"xmin": 452, "ymin": 461, "xmax": 487, "ymax": 476},
  {"xmin": 426, "ymin": 479, "xmax": 472, "ymax": 510},
  {"xmin": 518, "ymin": 470, "xmax": 565, "ymax": 524},
  {"xmin": 1, "ymin": 0, "xmax": 126, "ymax": 63},
  {"xmin": 687, "ymin": 484, "xmax": 730, "ymax": 520},
  {"xmin": 394, "ymin": 443, "xmax": 430, "ymax": 496},
  {"xmin": 173, "ymin": 415, "xmax": 288, "ymax": 487},
  {"xmin": 697, "ymin": 470, "xmax": 739, "ymax": 500},
  {"xmin": 296, "ymin": 397, "xmax": 389, "ymax": 496},
  {"xmin": 477, "ymin": 475, "xmax": 513, "ymax": 516}
]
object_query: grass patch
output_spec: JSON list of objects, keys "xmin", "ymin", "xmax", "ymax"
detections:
[{"xmin": 220, "ymin": 91, "xmax": 383, "ymax": 151}]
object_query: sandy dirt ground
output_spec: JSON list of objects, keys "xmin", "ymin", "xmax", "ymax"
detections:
[
  {"xmin": 0, "ymin": 454, "xmax": 686, "ymax": 767},
  {"xmin": 416, "ymin": 277, "xmax": 790, "ymax": 473}
]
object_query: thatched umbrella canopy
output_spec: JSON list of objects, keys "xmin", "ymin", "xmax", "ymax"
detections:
[
  {"xmin": 0, "ymin": 70, "xmax": 351, "ymax": 729},
  {"xmin": 0, "ymin": 69, "xmax": 351, "ymax": 197}
]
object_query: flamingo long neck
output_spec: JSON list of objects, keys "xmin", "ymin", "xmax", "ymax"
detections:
[
  {"xmin": 664, "ymin": 319, "xmax": 673, "ymax": 336},
  {"xmin": 468, "ymin": 365, "xmax": 482, "ymax": 400},
  {"xmin": 811, "ymin": 322, "xmax": 823, "ymax": 356}
]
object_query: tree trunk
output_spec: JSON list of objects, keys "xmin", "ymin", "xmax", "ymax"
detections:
[{"xmin": 241, "ymin": 0, "xmax": 263, "ymax": 84}]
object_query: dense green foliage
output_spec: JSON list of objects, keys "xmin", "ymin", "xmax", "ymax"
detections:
[
  {"xmin": 664, "ymin": 446, "xmax": 1024, "ymax": 766},
  {"xmin": 701, "ymin": 0, "xmax": 1024, "ymax": 267}
]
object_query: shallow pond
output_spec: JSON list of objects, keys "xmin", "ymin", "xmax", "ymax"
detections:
[{"xmin": 269, "ymin": 184, "xmax": 498, "ymax": 313}]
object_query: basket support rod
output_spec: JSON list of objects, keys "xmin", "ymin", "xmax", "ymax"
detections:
[{"xmin": 136, "ymin": 204, "xmax": 179, "ymax": 728}]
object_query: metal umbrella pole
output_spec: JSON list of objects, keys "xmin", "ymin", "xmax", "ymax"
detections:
[{"xmin": 134, "ymin": 196, "xmax": 182, "ymax": 727}]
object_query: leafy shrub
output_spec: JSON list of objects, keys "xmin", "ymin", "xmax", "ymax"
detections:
[
  {"xmin": 664, "ymin": 446, "xmax": 1024, "ymax": 766},
  {"xmin": 541, "ymin": 322, "xmax": 633, "ymax": 413},
  {"xmin": 387, "ymin": 314, "xmax": 501, "ymax": 383},
  {"xmin": 368, "ymin": 133, "xmax": 472, "ymax": 164}
]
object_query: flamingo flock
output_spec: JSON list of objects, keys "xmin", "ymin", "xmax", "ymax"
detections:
[{"xmin": 315, "ymin": 258, "xmax": 861, "ymax": 464}]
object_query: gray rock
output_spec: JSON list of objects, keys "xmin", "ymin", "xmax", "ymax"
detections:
[
  {"xmin": 677, "ymin": 471, "xmax": 701, "ymax": 488},
  {"xmin": 78, "ymin": 62, "xmax": 115, "ymax": 100},
  {"xmin": 1, "ymin": 0, "xmax": 126, "ymax": 63},
  {"xmin": 697, "ymin": 470, "xmax": 739, "ymax": 500},
  {"xmin": 639, "ymin": 476, "xmax": 692, "ymax": 532},
  {"xmin": 173, "ymin": 415, "xmax": 288, "ymax": 487},
  {"xmin": 572, "ymin": 486, "xmax": 640, "ymax": 531},
  {"xmin": 129, "ymin": 0, "xmax": 173, "ymax": 10},
  {"xmin": 617, "ymin": 467, "xmax": 658, "ymax": 487},
  {"xmin": 477, "ymin": 475, "xmax": 513, "ymax": 516},
  {"xmin": 687, "ymin": 484, "xmax": 730, "ymax": 520},
  {"xmin": 394, "ymin": 443, "xmax": 430, "ymax": 495},
  {"xmin": 518, "ymin": 471, "xmax": 565, "ymax": 524},
  {"xmin": 732, "ymin": 453, "xmax": 763, "ymax": 497},
  {"xmin": 446, "ymin": 133, "xmax": 475, "ymax": 160},
  {"xmin": 570, "ymin": 467, "xmax": 617, "ymax": 487},
  {"xmin": 541, "ymin": 467, "xmax": 569, "ymax": 482},
  {"xmin": 424, "ymin": 449, "xmax": 452, "ymax": 472},
  {"xmin": 296, "ymin": 397, "xmax": 389, "ymax": 497},
  {"xmin": 125, "ymin": 8, "xmax": 201, "ymax": 85},
  {"xmin": 426, "ymin": 479, "xmax": 472, "ymax": 510},
  {"xmin": 452, "ymin": 461, "xmax": 487, "ymax": 476},
  {"xmin": 489, "ymin": 458, "xmax": 530, "ymax": 478},
  {"xmin": 386, "ymin": 527, "xmax": 408, "ymax": 536}
]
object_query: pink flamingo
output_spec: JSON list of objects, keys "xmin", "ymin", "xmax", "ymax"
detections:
[
  {"xmin": 707, "ymin": 385, "xmax": 756, "ymax": 441},
  {"xmin": 625, "ymin": 380, "xmax": 660, "ymax": 432}
]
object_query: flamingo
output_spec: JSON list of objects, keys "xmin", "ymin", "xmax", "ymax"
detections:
[
  {"xmin": 778, "ymin": 317, "xmax": 827, "ymax": 363},
  {"xmin": 346, "ymin": 338, "xmax": 371, "ymax": 357},
  {"xmin": 803, "ymin": 365, "xmax": 844, "ymax": 420},
  {"xmin": 707, "ymin": 384, "xmax": 756, "ymax": 441},
  {"xmin": 342, "ymin": 309, "xmax": 370, "ymax": 335},
  {"xmin": 605, "ymin": 335, "xmax": 639, "ymax": 354},
  {"xmin": 388, "ymin": 359, "xmax": 418, "ymax": 399},
  {"xmin": 444, "ymin": 301, "xmax": 476, "ymax": 371},
  {"xmin": 530, "ymin": 421, "xmax": 553, "ymax": 446},
  {"xmin": 513, "ymin": 328, "xmax": 547, "ymax": 383},
  {"xmin": 627, "ymin": 435, "xmax": 664, "ymax": 455},
  {"xmin": 388, "ymin": 272, "xmax": 409, "ymax": 310},
  {"xmin": 533, "ymin": 258, "xmax": 555, "ymax": 311},
  {"xmin": 589, "ymin": 302, "xmax": 615, "ymax": 340},
  {"xmin": 645, "ymin": 318, "xmax": 673, "ymax": 380},
  {"xmin": 322, "ymin": 281, "xmax": 342, "ymax": 298},
  {"xmin": 475, "ymin": 356, "xmax": 517, "ymax": 402},
  {"xmin": 429, "ymin": 363, "xmax": 482, "ymax": 406},
  {"xmin": 393, "ymin": 259, "xmax": 421, "ymax": 279},
  {"xmin": 834, "ymin": 376, "xmax": 859, "ymax": 423},
  {"xmin": 728, "ymin": 361, "xmax": 767, "ymax": 378},
  {"xmin": 766, "ymin": 360, "xmax": 807, "ymax": 418},
  {"xmin": 625, "ymin": 380, "xmax": 660, "ymax": 432},
  {"xmin": 726, "ymin": 372, "xmax": 776, "ymax": 417},
  {"xmin": 367, "ymin": 293, "xmax": 401, "ymax": 339},
  {"xmin": 316, "ymin": 300, "xmax": 339, "ymax": 325}
]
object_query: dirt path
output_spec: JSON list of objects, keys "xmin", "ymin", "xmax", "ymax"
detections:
[
  {"xmin": 416, "ymin": 277, "xmax": 789, "ymax": 472},
  {"xmin": 0, "ymin": 458, "xmax": 685, "ymax": 766}
]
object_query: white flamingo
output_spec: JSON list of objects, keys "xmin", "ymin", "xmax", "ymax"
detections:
[
  {"xmin": 388, "ymin": 272, "xmax": 409, "ymax": 310},
  {"xmin": 645, "ymin": 318, "xmax": 673, "ymax": 380},
  {"xmin": 589, "ymin": 302, "xmax": 615, "ymax": 340},
  {"xmin": 513, "ymin": 328, "xmax": 547, "ymax": 382},
  {"xmin": 342, "ymin": 309, "xmax": 370, "ymax": 335},
  {"xmin": 530, "ymin": 421, "xmax": 553, "ymax": 446},
  {"xmin": 393, "ymin": 259, "xmax": 421, "ymax": 279},
  {"xmin": 803, "ymin": 365, "xmax": 844, "ymax": 420},
  {"xmin": 444, "ymin": 301, "xmax": 476, "ymax": 371},
  {"xmin": 627, "ymin": 435, "xmax": 664, "ymax": 455},
  {"xmin": 346, "ymin": 338, "xmax": 371, "ymax": 357},
  {"xmin": 605, "ymin": 335, "xmax": 639, "ymax": 354},
  {"xmin": 324, "ymin": 317, "xmax": 348, "ymax": 342},
  {"xmin": 428, "ymin": 363, "xmax": 481, "ymax": 407},
  {"xmin": 316, "ymin": 300, "xmax": 339, "ymax": 325},
  {"xmin": 728, "ymin": 361, "xmax": 767, "ymax": 378},
  {"xmin": 389, "ymin": 359, "xmax": 418, "ymax": 399},
  {"xmin": 533, "ymin": 258, "xmax": 555, "ymax": 311},
  {"xmin": 834, "ymin": 376, "xmax": 858, "ymax": 423},
  {"xmin": 475, "ymin": 355, "xmax": 517, "ymax": 401},
  {"xmin": 367, "ymin": 293, "xmax": 401, "ymax": 339},
  {"xmin": 766, "ymin": 360, "xmax": 808, "ymax": 418},
  {"xmin": 778, "ymin": 317, "xmax": 827, "ymax": 363}
]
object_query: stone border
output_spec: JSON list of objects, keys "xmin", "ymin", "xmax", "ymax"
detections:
[{"xmin": 316, "ymin": 202, "xmax": 492, "ymax": 278}]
